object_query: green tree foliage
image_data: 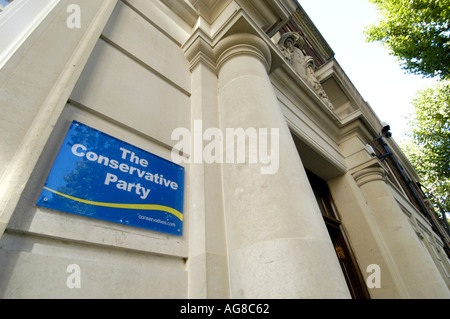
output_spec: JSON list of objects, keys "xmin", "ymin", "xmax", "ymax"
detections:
[
  {"xmin": 401, "ymin": 80, "xmax": 450, "ymax": 220},
  {"xmin": 365, "ymin": 0, "xmax": 450, "ymax": 79}
]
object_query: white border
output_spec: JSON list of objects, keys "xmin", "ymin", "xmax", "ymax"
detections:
[{"xmin": 0, "ymin": 0, "xmax": 60, "ymax": 69}]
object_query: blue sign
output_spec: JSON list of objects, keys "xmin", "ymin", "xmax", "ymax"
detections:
[{"xmin": 37, "ymin": 121, "xmax": 185, "ymax": 236}]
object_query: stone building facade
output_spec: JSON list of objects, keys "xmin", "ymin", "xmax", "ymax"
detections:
[{"xmin": 0, "ymin": 0, "xmax": 449, "ymax": 298}]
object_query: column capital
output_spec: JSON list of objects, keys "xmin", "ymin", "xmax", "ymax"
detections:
[
  {"xmin": 183, "ymin": 28, "xmax": 216, "ymax": 72},
  {"xmin": 215, "ymin": 33, "xmax": 272, "ymax": 73},
  {"xmin": 183, "ymin": 30, "xmax": 272, "ymax": 74},
  {"xmin": 352, "ymin": 163, "xmax": 387, "ymax": 188}
]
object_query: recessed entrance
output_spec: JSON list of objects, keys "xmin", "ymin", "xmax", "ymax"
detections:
[{"xmin": 306, "ymin": 170, "xmax": 370, "ymax": 299}]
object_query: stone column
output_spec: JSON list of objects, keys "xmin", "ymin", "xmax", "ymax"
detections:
[
  {"xmin": 328, "ymin": 172, "xmax": 409, "ymax": 298},
  {"xmin": 353, "ymin": 164, "xmax": 450, "ymax": 298},
  {"xmin": 216, "ymin": 33, "xmax": 350, "ymax": 298}
]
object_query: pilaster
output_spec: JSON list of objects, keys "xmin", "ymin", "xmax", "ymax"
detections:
[{"xmin": 183, "ymin": 26, "xmax": 229, "ymax": 298}]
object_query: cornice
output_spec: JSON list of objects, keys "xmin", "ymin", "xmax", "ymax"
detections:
[
  {"xmin": 271, "ymin": 64, "xmax": 341, "ymax": 132},
  {"xmin": 235, "ymin": 0, "xmax": 295, "ymax": 37},
  {"xmin": 290, "ymin": 6, "xmax": 334, "ymax": 63},
  {"xmin": 337, "ymin": 113, "xmax": 378, "ymax": 146},
  {"xmin": 189, "ymin": 0, "xmax": 234, "ymax": 24},
  {"xmin": 160, "ymin": 0, "xmax": 199, "ymax": 26},
  {"xmin": 162, "ymin": 0, "xmax": 294, "ymax": 33},
  {"xmin": 313, "ymin": 59, "xmax": 381, "ymax": 143}
]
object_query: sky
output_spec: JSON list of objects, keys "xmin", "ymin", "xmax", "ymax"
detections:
[
  {"xmin": 0, "ymin": 0, "xmax": 12, "ymax": 8},
  {"xmin": 298, "ymin": 0, "xmax": 438, "ymax": 140}
]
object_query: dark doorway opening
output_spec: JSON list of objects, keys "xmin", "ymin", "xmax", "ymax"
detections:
[{"xmin": 306, "ymin": 170, "xmax": 371, "ymax": 299}]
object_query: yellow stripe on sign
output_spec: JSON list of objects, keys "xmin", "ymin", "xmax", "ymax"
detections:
[{"xmin": 43, "ymin": 187, "xmax": 183, "ymax": 221}]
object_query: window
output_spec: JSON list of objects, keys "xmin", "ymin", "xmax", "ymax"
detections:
[
  {"xmin": 306, "ymin": 170, "xmax": 371, "ymax": 299},
  {"xmin": 0, "ymin": 0, "xmax": 60, "ymax": 68}
]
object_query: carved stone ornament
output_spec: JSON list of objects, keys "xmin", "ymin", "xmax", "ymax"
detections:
[
  {"xmin": 304, "ymin": 56, "xmax": 334, "ymax": 109},
  {"xmin": 277, "ymin": 32, "xmax": 334, "ymax": 109},
  {"xmin": 277, "ymin": 32, "xmax": 306, "ymax": 64}
]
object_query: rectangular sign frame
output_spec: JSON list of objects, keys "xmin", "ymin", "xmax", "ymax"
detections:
[{"xmin": 37, "ymin": 121, "xmax": 185, "ymax": 236}]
